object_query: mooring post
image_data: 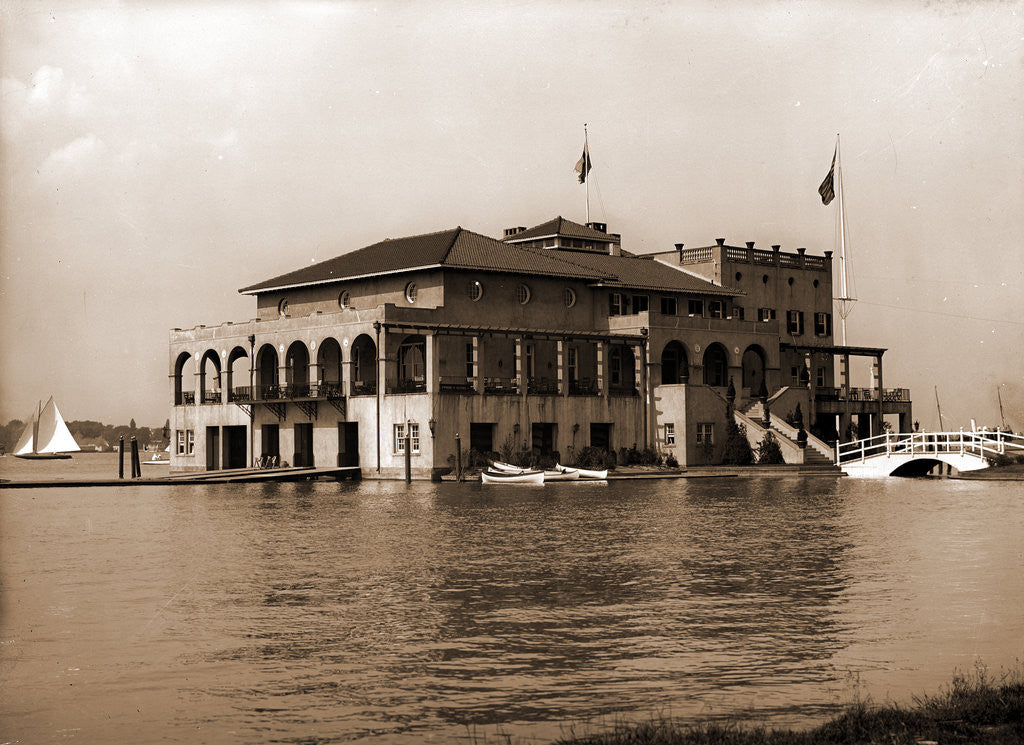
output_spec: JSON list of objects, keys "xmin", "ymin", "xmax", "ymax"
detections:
[
  {"xmin": 118, "ymin": 436, "xmax": 125, "ymax": 479},
  {"xmin": 455, "ymin": 433, "xmax": 462, "ymax": 482},
  {"xmin": 404, "ymin": 421, "xmax": 412, "ymax": 484},
  {"xmin": 130, "ymin": 437, "xmax": 141, "ymax": 478}
]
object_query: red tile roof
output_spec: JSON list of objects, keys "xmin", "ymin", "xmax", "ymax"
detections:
[
  {"xmin": 239, "ymin": 219, "xmax": 738, "ymax": 297},
  {"xmin": 504, "ymin": 216, "xmax": 616, "ymax": 243},
  {"xmin": 239, "ymin": 227, "xmax": 607, "ymax": 294}
]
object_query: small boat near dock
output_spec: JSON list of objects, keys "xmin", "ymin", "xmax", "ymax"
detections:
[{"xmin": 480, "ymin": 468, "xmax": 545, "ymax": 484}]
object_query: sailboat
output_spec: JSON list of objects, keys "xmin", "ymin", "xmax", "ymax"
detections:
[{"xmin": 13, "ymin": 397, "xmax": 81, "ymax": 460}]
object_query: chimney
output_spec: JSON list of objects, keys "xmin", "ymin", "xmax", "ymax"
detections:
[
  {"xmin": 586, "ymin": 221, "xmax": 607, "ymax": 233},
  {"xmin": 715, "ymin": 238, "xmax": 725, "ymax": 246},
  {"xmin": 609, "ymin": 234, "xmax": 621, "ymax": 256},
  {"xmin": 675, "ymin": 242, "xmax": 684, "ymax": 263},
  {"xmin": 503, "ymin": 226, "xmax": 526, "ymax": 239}
]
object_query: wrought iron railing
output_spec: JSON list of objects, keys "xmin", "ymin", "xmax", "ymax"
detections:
[
  {"xmin": 201, "ymin": 390, "xmax": 222, "ymax": 404},
  {"xmin": 387, "ymin": 379, "xmax": 426, "ymax": 394},
  {"xmin": 350, "ymin": 382, "xmax": 377, "ymax": 396},
  {"xmin": 484, "ymin": 377, "xmax": 518, "ymax": 394},
  {"xmin": 527, "ymin": 377, "xmax": 558, "ymax": 395},
  {"xmin": 569, "ymin": 378, "xmax": 599, "ymax": 396},
  {"xmin": 180, "ymin": 391, "xmax": 195, "ymax": 405},
  {"xmin": 439, "ymin": 376, "xmax": 476, "ymax": 393},
  {"xmin": 815, "ymin": 387, "xmax": 911, "ymax": 403}
]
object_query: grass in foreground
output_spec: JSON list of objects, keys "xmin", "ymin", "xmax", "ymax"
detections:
[{"xmin": 552, "ymin": 667, "xmax": 1024, "ymax": 745}]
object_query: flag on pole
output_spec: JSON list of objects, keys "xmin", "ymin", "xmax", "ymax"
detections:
[
  {"xmin": 575, "ymin": 139, "xmax": 592, "ymax": 184},
  {"xmin": 818, "ymin": 147, "xmax": 836, "ymax": 205}
]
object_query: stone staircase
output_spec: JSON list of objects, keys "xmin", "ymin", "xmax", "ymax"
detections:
[{"xmin": 739, "ymin": 401, "xmax": 835, "ymax": 466}]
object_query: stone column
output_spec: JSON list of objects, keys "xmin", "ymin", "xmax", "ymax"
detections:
[
  {"xmin": 425, "ymin": 333, "xmax": 438, "ymax": 394},
  {"xmin": 472, "ymin": 335, "xmax": 482, "ymax": 394}
]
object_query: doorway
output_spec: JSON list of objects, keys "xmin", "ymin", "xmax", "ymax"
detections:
[
  {"xmin": 222, "ymin": 425, "xmax": 247, "ymax": 469},
  {"xmin": 294, "ymin": 423, "xmax": 314, "ymax": 467},
  {"xmin": 205, "ymin": 426, "xmax": 220, "ymax": 470},
  {"xmin": 338, "ymin": 422, "xmax": 359, "ymax": 467}
]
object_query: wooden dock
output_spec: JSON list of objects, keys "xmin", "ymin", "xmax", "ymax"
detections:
[{"xmin": 0, "ymin": 466, "xmax": 361, "ymax": 489}]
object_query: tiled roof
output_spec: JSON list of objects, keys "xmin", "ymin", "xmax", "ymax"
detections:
[
  {"xmin": 552, "ymin": 250, "xmax": 741, "ymax": 296},
  {"xmin": 504, "ymin": 216, "xmax": 616, "ymax": 243},
  {"xmin": 240, "ymin": 227, "xmax": 606, "ymax": 294}
]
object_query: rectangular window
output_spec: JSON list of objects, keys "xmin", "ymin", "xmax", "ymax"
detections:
[
  {"xmin": 734, "ymin": 306, "xmax": 745, "ymax": 321},
  {"xmin": 708, "ymin": 300, "xmax": 724, "ymax": 319},
  {"xmin": 176, "ymin": 429, "xmax": 185, "ymax": 455},
  {"xmin": 632, "ymin": 295, "xmax": 649, "ymax": 314},
  {"xmin": 665, "ymin": 423, "xmax": 676, "ymax": 445},
  {"xmin": 394, "ymin": 423, "xmax": 421, "ymax": 455},
  {"xmin": 814, "ymin": 312, "xmax": 833, "ymax": 336},
  {"xmin": 525, "ymin": 343, "xmax": 535, "ymax": 378},
  {"xmin": 758, "ymin": 307, "xmax": 776, "ymax": 322},
  {"xmin": 816, "ymin": 367, "xmax": 827, "ymax": 387},
  {"xmin": 791, "ymin": 366, "xmax": 800, "ymax": 385},
  {"xmin": 660, "ymin": 296, "xmax": 677, "ymax": 316},
  {"xmin": 567, "ymin": 346, "xmax": 578, "ymax": 383},
  {"xmin": 465, "ymin": 342, "xmax": 474, "ymax": 379},
  {"xmin": 609, "ymin": 292, "xmax": 624, "ymax": 316},
  {"xmin": 786, "ymin": 310, "xmax": 804, "ymax": 335},
  {"xmin": 688, "ymin": 299, "xmax": 704, "ymax": 316},
  {"xmin": 696, "ymin": 423, "xmax": 714, "ymax": 445},
  {"xmin": 186, "ymin": 429, "xmax": 195, "ymax": 455}
]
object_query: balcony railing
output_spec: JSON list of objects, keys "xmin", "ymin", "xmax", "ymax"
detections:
[
  {"xmin": 484, "ymin": 376, "xmax": 518, "ymax": 395},
  {"xmin": 180, "ymin": 391, "xmax": 195, "ymax": 405},
  {"xmin": 569, "ymin": 378, "xmax": 599, "ymax": 396},
  {"xmin": 439, "ymin": 376, "xmax": 476, "ymax": 393},
  {"xmin": 387, "ymin": 379, "xmax": 426, "ymax": 394},
  {"xmin": 232, "ymin": 383, "xmax": 346, "ymax": 401},
  {"xmin": 351, "ymin": 381, "xmax": 377, "ymax": 396},
  {"xmin": 815, "ymin": 387, "xmax": 911, "ymax": 403},
  {"xmin": 201, "ymin": 390, "xmax": 222, "ymax": 404},
  {"xmin": 527, "ymin": 377, "xmax": 558, "ymax": 395},
  {"xmin": 609, "ymin": 384, "xmax": 639, "ymax": 397}
]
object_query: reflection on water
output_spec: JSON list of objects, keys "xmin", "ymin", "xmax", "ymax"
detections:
[{"xmin": 2, "ymin": 461, "xmax": 1022, "ymax": 743}]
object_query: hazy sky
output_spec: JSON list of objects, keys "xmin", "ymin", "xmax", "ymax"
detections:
[{"xmin": 2, "ymin": 0, "xmax": 1022, "ymax": 430}]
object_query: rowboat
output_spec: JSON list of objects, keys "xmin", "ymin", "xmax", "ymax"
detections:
[
  {"xmin": 489, "ymin": 460, "xmax": 527, "ymax": 472},
  {"xmin": 556, "ymin": 463, "xmax": 607, "ymax": 480},
  {"xmin": 480, "ymin": 468, "xmax": 544, "ymax": 484},
  {"xmin": 544, "ymin": 466, "xmax": 580, "ymax": 481}
]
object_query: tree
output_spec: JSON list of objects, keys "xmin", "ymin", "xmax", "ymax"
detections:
[
  {"xmin": 722, "ymin": 421, "xmax": 754, "ymax": 465},
  {"xmin": 129, "ymin": 418, "xmax": 136, "ymax": 430},
  {"xmin": 756, "ymin": 431, "xmax": 785, "ymax": 464}
]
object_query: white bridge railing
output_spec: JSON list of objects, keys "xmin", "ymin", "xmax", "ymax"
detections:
[{"xmin": 837, "ymin": 430, "xmax": 1024, "ymax": 466}]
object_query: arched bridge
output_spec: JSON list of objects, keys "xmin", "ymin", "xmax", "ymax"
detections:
[{"xmin": 838, "ymin": 430, "xmax": 1024, "ymax": 477}]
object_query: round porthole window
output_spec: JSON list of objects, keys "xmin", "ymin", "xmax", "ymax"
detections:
[
  {"xmin": 405, "ymin": 282, "xmax": 418, "ymax": 303},
  {"xmin": 516, "ymin": 283, "xmax": 531, "ymax": 305},
  {"xmin": 469, "ymin": 280, "xmax": 483, "ymax": 302},
  {"xmin": 278, "ymin": 299, "xmax": 289, "ymax": 317},
  {"xmin": 339, "ymin": 290, "xmax": 351, "ymax": 308},
  {"xmin": 564, "ymin": 288, "xmax": 576, "ymax": 308}
]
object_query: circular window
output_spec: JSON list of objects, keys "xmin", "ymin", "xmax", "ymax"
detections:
[
  {"xmin": 735, "ymin": 272, "xmax": 743, "ymax": 282},
  {"xmin": 278, "ymin": 299, "xmax": 289, "ymax": 317},
  {"xmin": 564, "ymin": 288, "xmax": 576, "ymax": 308},
  {"xmin": 469, "ymin": 280, "xmax": 483, "ymax": 302},
  {"xmin": 405, "ymin": 282, "xmax": 418, "ymax": 303},
  {"xmin": 339, "ymin": 290, "xmax": 351, "ymax": 308},
  {"xmin": 516, "ymin": 283, "xmax": 531, "ymax": 305}
]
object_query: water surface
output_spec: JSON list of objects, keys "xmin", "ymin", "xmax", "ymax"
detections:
[{"xmin": 2, "ymin": 455, "xmax": 1022, "ymax": 743}]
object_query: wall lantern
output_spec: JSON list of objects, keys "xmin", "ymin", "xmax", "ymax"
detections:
[{"xmin": 428, "ymin": 418, "xmax": 436, "ymax": 437}]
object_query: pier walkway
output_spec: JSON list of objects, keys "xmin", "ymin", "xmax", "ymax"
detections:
[
  {"xmin": 838, "ymin": 430, "xmax": 1024, "ymax": 477},
  {"xmin": 0, "ymin": 465, "xmax": 361, "ymax": 489}
]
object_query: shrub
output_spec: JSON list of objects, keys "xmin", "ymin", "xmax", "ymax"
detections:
[
  {"xmin": 722, "ymin": 422, "xmax": 754, "ymax": 465},
  {"xmin": 756, "ymin": 431, "xmax": 785, "ymax": 464},
  {"xmin": 665, "ymin": 452, "xmax": 679, "ymax": 468},
  {"xmin": 574, "ymin": 446, "xmax": 614, "ymax": 470}
]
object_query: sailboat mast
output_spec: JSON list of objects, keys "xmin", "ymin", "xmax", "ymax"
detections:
[
  {"xmin": 935, "ymin": 386, "xmax": 945, "ymax": 431},
  {"xmin": 997, "ymin": 385, "xmax": 1007, "ymax": 430},
  {"xmin": 33, "ymin": 400, "xmax": 40, "ymax": 455}
]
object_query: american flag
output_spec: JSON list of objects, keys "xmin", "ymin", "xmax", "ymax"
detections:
[{"xmin": 818, "ymin": 148, "xmax": 836, "ymax": 205}]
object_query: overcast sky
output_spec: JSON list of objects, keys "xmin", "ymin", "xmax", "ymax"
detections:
[{"xmin": 2, "ymin": 0, "xmax": 1022, "ymax": 431}]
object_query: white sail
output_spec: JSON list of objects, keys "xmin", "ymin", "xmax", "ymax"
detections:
[
  {"xmin": 35, "ymin": 397, "xmax": 81, "ymax": 454},
  {"xmin": 12, "ymin": 418, "xmax": 35, "ymax": 455}
]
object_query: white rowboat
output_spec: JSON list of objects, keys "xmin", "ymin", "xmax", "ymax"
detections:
[
  {"xmin": 480, "ymin": 469, "xmax": 544, "ymax": 484},
  {"xmin": 556, "ymin": 463, "xmax": 607, "ymax": 480}
]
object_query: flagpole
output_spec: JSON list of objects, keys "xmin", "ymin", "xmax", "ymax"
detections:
[
  {"xmin": 584, "ymin": 124, "xmax": 590, "ymax": 224},
  {"xmin": 837, "ymin": 133, "xmax": 848, "ymax": 345}
]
